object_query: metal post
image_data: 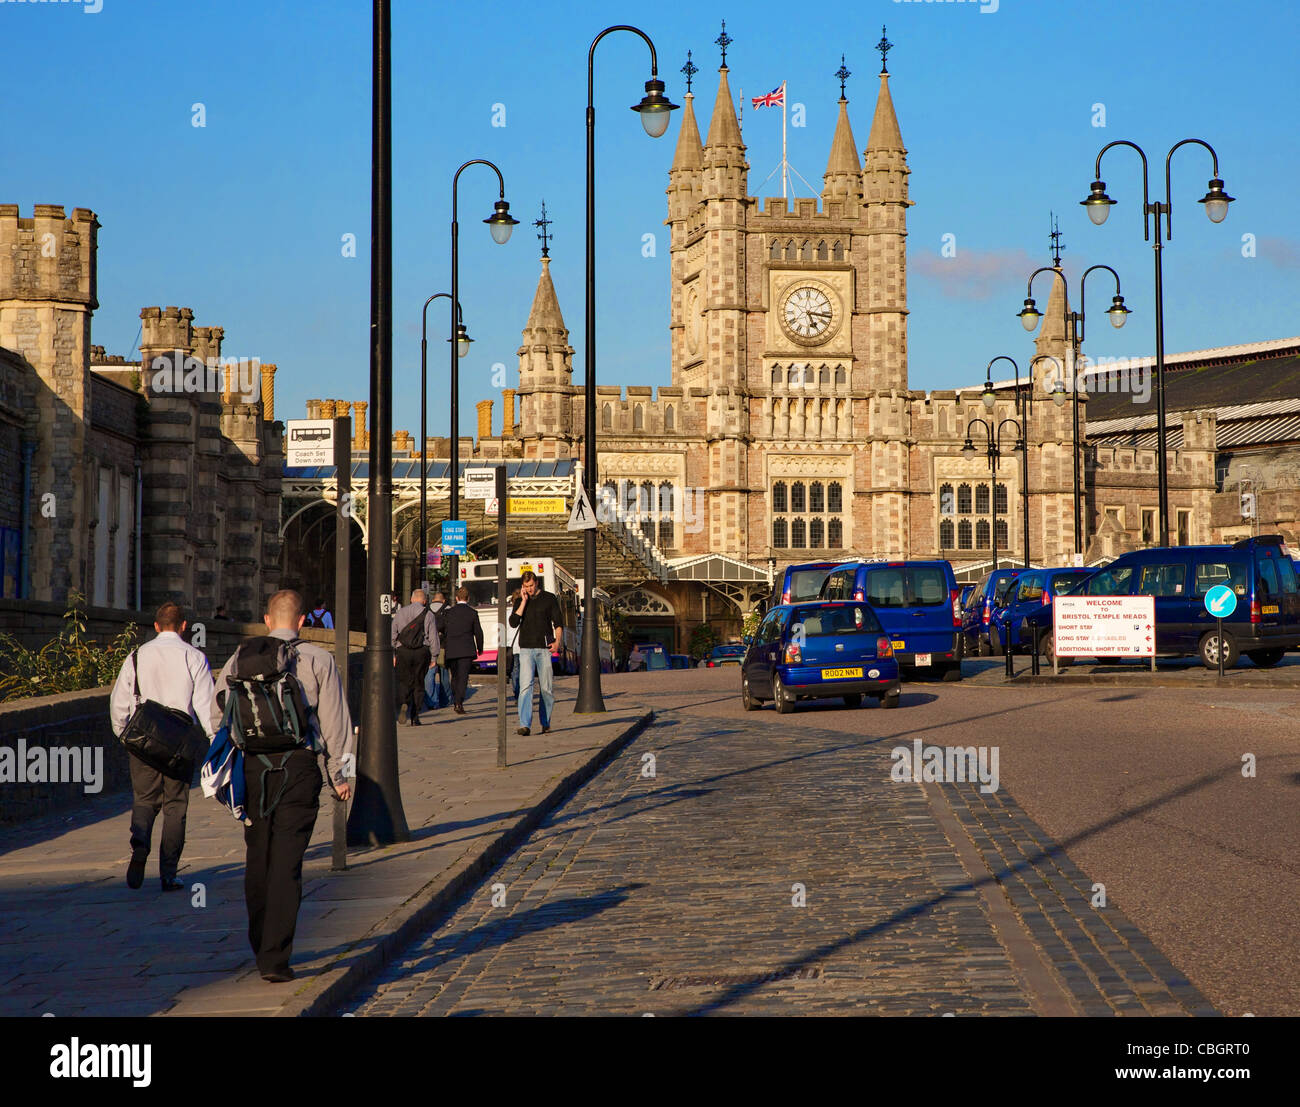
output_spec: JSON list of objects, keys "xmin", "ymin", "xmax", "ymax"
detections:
[
  {"xmin": 348, "ymin": 0, "xmax": 409, "ymax": 846},
  {"xmin": 990, "ymin": 444, "xmax": 999, "ymax": 574},
  {"xmin": 496, "ymin": 465, "xmax": 508, "ymax": 768},
  {"xmin": 1152, "ymin": 220, "xmax": 1169, "ymax": 545},
  {"xmin": 331, "ymin": 416, "xmax": 351, "ymax": 871},
  {"xmin": 1216, "ymin": 617, "xmax": 1223, "ymax": 679},
  {"xmin": 448, "ymin": 205, "xmax": 461, "ymax": 593}
]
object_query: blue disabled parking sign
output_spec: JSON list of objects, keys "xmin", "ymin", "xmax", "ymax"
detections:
[
  {"xmin": 1204, "ymin": 583, "xmax": 1237, "ymax": 618},
  {"xmin": 441, "ymin": 520, "xmax": 468, "ymax": 555}
]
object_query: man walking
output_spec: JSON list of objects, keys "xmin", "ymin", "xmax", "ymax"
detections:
[
  {"xmin": 508, "ymin": 569, "xmax": 563, "ymax": 736},
  {"xmin": 391, "ymin": 588, "xmax": 439, "ymax": 726},
  {"xmin": 425, "ymin": 590, "xmax": 451, "ymax": 709},
  {"xmin": 305, "ymin": 601, "xmax": 333, "ymax": 629},
  {"xmin": 441, "ymin": 585, "xmax": 483, "ymax": 715},
  {"xmin": 110, "ymin": 601, "xmax": 217, "ymax": 891},
  {"xmin": 210, "ymin": 589, "xmax": 354, "ymax": 983}
]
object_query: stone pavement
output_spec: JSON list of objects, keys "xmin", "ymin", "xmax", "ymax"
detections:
[
  {"xmin": 350, "ymin": 690, "xmax": 1212, "ymax": 1016},
  {"xmin": 0, "ymin": 677, "xmax": 650, "ymax": 1016},
  {"xmin": 963, "ymin": 652, "xmax": 1300, "ymax": 689}
]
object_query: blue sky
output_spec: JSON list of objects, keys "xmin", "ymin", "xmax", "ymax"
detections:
[{"xmin": 3, "ymin": 0, "xmax": 1297, "ymax": 435}]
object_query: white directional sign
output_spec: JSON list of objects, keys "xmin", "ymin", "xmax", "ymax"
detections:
[
  {"xmin": 285, "ymin": 419, "xmax": 335, "ymax": 467},
  {"xmin": 464, "ymin": 468, "xmax": 495, "ymax": 500},
  {"xmin": 1052, "ymin": 595, "xmax": 1156, "ymax": 657}
]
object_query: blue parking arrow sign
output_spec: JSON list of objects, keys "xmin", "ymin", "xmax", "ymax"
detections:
[{"xmin": 1204, "ymin": 583, "xmax": 1237, "ymax": 618}]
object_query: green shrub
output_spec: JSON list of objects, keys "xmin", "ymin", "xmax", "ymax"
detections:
[
  {"xmin": 688, "ymin": 622, "xmax": 721, "ymax": 661},
  {"xmin": 0, "ymin": 591, "xmax": 138, "ymax": 703}
]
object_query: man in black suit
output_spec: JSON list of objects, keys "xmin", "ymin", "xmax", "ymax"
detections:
[{"xmin": 441, "ymin": 585, "xmax": 484, "ymax": 714}]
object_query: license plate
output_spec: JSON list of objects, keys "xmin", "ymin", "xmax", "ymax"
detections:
[
  {"xmin": 891, "ymin": 640, "xmax": 905, "ymax": 650},
  {"xmin": 821, "ymin": 667, "xmax": 864, "ymax": 679},
  {"xmin": 915, "ymin": 652, "xmax": 932, "ymax": 666},
  {"xmin": 1262, "ymin": 604, "xmax": 1280, "ymax": 614}
]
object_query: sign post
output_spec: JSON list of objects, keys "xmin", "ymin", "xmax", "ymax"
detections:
[
  {"xmin": 331, "ymin": 416, "xmax": 351, "ymax": 871},
  {"xmin": 1203, "ymin": 583, "xmax": 1237, "ymax": 680},
  {"xmin": 496, "ymin": 465, "xmax": 508, "ymax": 769}
]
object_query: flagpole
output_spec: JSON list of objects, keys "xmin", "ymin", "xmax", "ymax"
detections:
[{"xmin": 781, "ymin": 80, "xmax": 788, "ymax": 200}]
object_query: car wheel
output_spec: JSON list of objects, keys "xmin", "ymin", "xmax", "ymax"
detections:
[
  {"xmin": 841, "ymin": 693, "xmax": 863, "ymax": 707},
  {"xmin": 880, "ymin": 690, "xmax": 900, "ymax": 709},
  {"xmin": 1246, "ymin": 648, "xmax": 1286, "ymax": 668},
  {"xmin": 1199, "ymin": 630, "xmax": 1239, "ymax": 670},
  {"xmin": 773, "ymin": 673, "xmax": 795, "ymax": 714},
  {"xmin": 741, "ymin": 673, "xmax": 760, "ymax": 711}
]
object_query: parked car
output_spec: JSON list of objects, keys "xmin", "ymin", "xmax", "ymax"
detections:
[
  {"xmin": 705, "ymin": 644, "xmax": 746, "ymax": 668},
  {"xmin": 991, "ymin": 567, "xmax": 1095, "ymax": 654},
  {"xmin": 741, "ymin": 601, "xmax": 901, "ymax": 713},
  {"xmin": 960, "ymin": 568, "xmax": 1033, "ymax": 658},
  {"xmin": 772, "ymin": 560, "xmax": 853, "ymax": 607},
  {"xmin": 1047, "ymin": 535, "xmax": 1300, "ymax": 669},
  {"xmin": 959, "ymin": 584, "xmax": 976, "ymax": 609},
  {"xmin": 668, "ymin": 654, "xmax": 692, "ymax": 669},
  {"xmin": 820, "ymin": 559, "xmax": 963, "ymax": 680}
]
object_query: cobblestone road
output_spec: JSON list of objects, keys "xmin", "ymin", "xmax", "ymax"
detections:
[{"xmin": 348, "ymin": 681, "xmax": 1210, "ymax": 1016}]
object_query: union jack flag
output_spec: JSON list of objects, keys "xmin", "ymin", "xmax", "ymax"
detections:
[{"xmin": 751, "ymin": 85, "xmax": 784, "ymax": 109}]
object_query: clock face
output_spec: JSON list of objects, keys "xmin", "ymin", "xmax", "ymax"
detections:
[{"xmin": 782, "ymin": 285, "xmax": 835, "ymax": 343}]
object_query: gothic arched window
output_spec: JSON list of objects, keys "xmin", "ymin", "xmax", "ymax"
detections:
[
  {"xmin": 835, "ymin": 367, "xmax": 846, "ymax": 386},
  {"xmin": 958, "ymin": 520, "xmax": 973, "ymax": 550},
  {"xmin": 784, "ymin": 240, "xmax": 797, "ymax": 260},
  {"xmin": 995, "ymin": 518, "xmax": 1008, "ymax": 547},
  {"xmin": 658, "ymin": 482, "xmax": 674, "ymax": 515},
  {"xmin": 633, "ymin": 404, "xmax": 644, "ymax": 431},
  {"xmin": 976, "ymin": 520, "xmax": 991, "ymax": 549},
  {"xmin": 957, "ymin": 483, "xmax": 972, "ymax": 514},
  {"xmin": 658, "ymin": 516, "xmax": 674, "ymax": 548},
  {"xmin": 940, "ymin": 520, "xmax": 955, "ymax": 548},
  {"xmin": 800, "ymin": 240, "xmax": 813, "ymax": 261},
  {"xmin": 832, "ymin": 240, "xmax": 845, "ymax": 261},
  {"xmin": 994, "ymin": 483, "xmax": 1008, "ymax": 513},
  {"xmin": 788, "ymin": 365, "xmax": 801, "ymax": 386},
  {"xmin": 939, "ymin": 483, "xmax": 955, "ymax": 516},
  {"xmin": 810, "ymin": 481, "xmax": 824, "ymax": 512},
  {"xmin": 773, "ymin": 518, "xmax": 788, "ymax": 547},
  {"xmin": 791, "ymin": 482, "xmax": 806, "ymax": 512},
  {"xmin": 828, "ymin": 518, "xmax": 843, "ymax": 547},
  {"xmin": 639, "ymin": 481, "xmax": 653, "ymax": 513},
  {"xmin": 664, "ymin": 404, "xmax": 674, "ymax": 431},
  {"xmin": 791, "ymin": 518, "xmax": 807, "ymax": 548},
  {"xmin": 602, "ymin": 403, "xmax": 612, "ymax": 430},
  {"xmin": 976, "ymin": 484, "xmax": 990, "ymax": 514},
  {"xmin": 769, "ymin": 240, "xmax": 782, "ymax": 260},
  {"xmin": 772, "ymin": 481, "xmax": 788, "ymax": 513},
  {"xmin": 810, "ymin": 518, "xmax": 824, "ymax": 548},
  {"xmin": 816, "ymin": 240, "xmax": 828, "ymax": 261},
  {"xmin": 818, "ymin": 365, "xmax": 830, "ymax": 386},
  {"xmin": 828, "ymin": 482, "xmax": 843, "ymax": 512}
]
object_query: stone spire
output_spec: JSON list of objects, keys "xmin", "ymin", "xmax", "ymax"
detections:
[
  {"xmin": 671, "ymin": 91, "xmax": 704, "ymax": 172},
  {"xmin": 822, "ymin": 98, "xmax": 862, "ymax": 202},
  {"xmin": 865, "ymin": 71, "xmax": 905, "ymax": 155},
  {"xmin": 517, "ymin": 255, "xmax": 574, "ymax": 444},
  {"xmin": 702, "ymin": 67, "xmax": 747, "ymax": 198},
  {"xmin": 521, "ymin": 256, "xmax": 567, "ymax": 343}
]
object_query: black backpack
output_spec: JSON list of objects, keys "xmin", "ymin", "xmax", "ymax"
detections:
[
  {"xmin": 396, "ymin": 611, "xmax": 425, "ymax": 649},
  {"xmin": 223, "ymin": 637, "xmax": 314, "ymax": 756}
]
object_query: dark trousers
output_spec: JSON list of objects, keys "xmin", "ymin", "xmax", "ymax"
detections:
[
  {"xmin": 448, "ymin": 656, "xmax": 473, "ymax": 707},
  {"xmin": 128, "ymin": 755, "xmax": 189, "ymax": 881},
  {"xmin": 395, "ymin": 644, "xmax": 430, "ymax": 720},
  {"xmin": 242, "ymin": 750, "xmax": 321, "ymax": 976}
]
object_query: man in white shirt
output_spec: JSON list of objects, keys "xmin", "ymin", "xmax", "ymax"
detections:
[{"xmin": 109, "ymin": 601, "xmax": 217, "ymax": 891}]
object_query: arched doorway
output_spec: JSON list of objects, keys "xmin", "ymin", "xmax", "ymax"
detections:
[
  {"xmin": 279, "ymin": 499, "xmax": 367, "ymax": 627},
  {"xmin": 614, "ymin": 587, "xmax": 677, "ymax": 652}
]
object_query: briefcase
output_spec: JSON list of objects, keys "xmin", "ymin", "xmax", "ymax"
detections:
[{"xmin": 120, "ymin": 649, "xmax": 204, "ymax": 782}]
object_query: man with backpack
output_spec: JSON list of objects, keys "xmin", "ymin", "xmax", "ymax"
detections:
[
  {"xmin": 390, "ymin": 588, "xmax": 440, "ymax": 726},
  {"xmin": 210, "ymin": 589, "xmax": 354, "ymax": 984},
  {"xmin": 304, "ymin": 601, "xmax": 333, "ymax": 630}
]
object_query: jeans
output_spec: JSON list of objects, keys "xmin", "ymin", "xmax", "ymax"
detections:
[{"xmin": 517, "ymin": 647, "xmax": 553, "ymax": 730}]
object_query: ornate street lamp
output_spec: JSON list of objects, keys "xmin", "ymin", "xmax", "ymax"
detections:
[
  {"xmin": 962, "ymin": 416, "xmax": 1023, "ymax": 575},
  {"xmin": 419, "ymin": 293, "xmax": 468, "ymax": 586}
]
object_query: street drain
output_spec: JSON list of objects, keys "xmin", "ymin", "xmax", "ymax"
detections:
[{"xmin": 649, "ymin": 967, "xmax": 823, "ymax": 990}]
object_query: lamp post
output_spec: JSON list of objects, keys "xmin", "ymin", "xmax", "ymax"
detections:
[
  {"xmin": 350, "ymin": 0, "xmax": 408, "ymax": 846},
  {"xmin": 1080, "ymin": 139, "xmax": 1233, "ymax": 546},
  {"xmin": 980, "ymin": 356, "xmax": 1032, "ymax": 567},
  {"xmin": 576, "ymin": 24, "xmax": 678, "ymax": 715},
  {"xmin": 963, "ymin": 417, "xmax": 1023, "ymax": 574},
  {"xmin": 420, "ymin": 293, "xmax": 470, "ymax": 588},
  {"xmin": 1018, "ymin": 265, "xmax": 1130, "ymax": 558},
  {"xmin": 449, "ymin": 160, "xmax": 517, "ymax": 590}
]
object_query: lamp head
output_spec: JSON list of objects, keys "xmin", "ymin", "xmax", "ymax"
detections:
[
  {"xmin": 1106, "ymin": 294, "xmax": 1131, "ymax": 329},
  {"xmin": 1081, "ymin": 179, "xmax": 1115, "ymax": 226},
  {"xmin": 1199, "ymin": 177, "xmax": 1234, "ymax": 224},
  {"xmin": 981, "ymin": 380, "xmax": 996, "ymax": 411},
  {"xmin": 961, "ymin": 438, "xmax": 976, "ymax": 461},
  {"xmin": 485, "ymin": 199, "xmax": 519, "ymax": 244},
  {"xmin": 1052, "ymin": 379, "xmax": 1066, "ymax": 407},
  {"xmin": 453, "ymin": 323, "xmax": 472, "ymax": 358},
  {"xmin": 1018, "ymin": 297, "xmax": 1040, "ymax": 332},
  {"xmin": 632, "ymin": 78, "xmax": 679, "ymax": 138}
]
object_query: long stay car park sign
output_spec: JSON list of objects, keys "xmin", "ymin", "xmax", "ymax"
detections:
[{"xmin": 1052, "ymin": 595, "xmax": 1156, "ymax": 667}]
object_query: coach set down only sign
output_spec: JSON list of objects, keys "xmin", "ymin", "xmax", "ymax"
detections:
[{"xmin": 1051, "ymin": 595, "xmax": 1157, "ymax": 672}]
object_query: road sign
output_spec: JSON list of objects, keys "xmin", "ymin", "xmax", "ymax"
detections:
[
  {"xmin": 285, "ymin": 419, "xmax": 335, "ymax": 467},
  {"xmin": 567, "ymin": 481, "xmax": 597, "ymax": 531},
  {"xmin": 465, "ymin": 468, "xmax": 495, "ymax": 500},
  {"xmin": 1204, "ymin": 583, "xmax": 1237, "ymax": 618},
  {"xmin": 441, "ymin": 520, "xmax": 468, "ymax": 555},
  {"xmin": 485, "ymin": 496, "xmax": 499, "ymax": 516},
  {"xmin": 507, "ymin": 496, "xmax": 566, "ymax": 515},
  {"xmin": 1052, "ymin": 595, "xmax": 1156, "ymax": 657}
]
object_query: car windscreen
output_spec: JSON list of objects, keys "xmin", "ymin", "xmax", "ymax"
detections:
[
  {"xmin": 1050, "ymin": 572, "xmax": 1092, "ymax": 596},
  {"xmin": 790, "ymin": 605, "xmax": 883, "ymax": 635},
  {"xmin": 992, "ymin": 576, "xmax": 1020, "ymax": 604},
  {"xmin": 787, "ymin": 569, "xmax": 833, "ymax": 602}
]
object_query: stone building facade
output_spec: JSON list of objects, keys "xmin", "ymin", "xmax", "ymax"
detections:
[{"xmin": 0, "ymin": 202, "xmax": 283, "ymax": 620}]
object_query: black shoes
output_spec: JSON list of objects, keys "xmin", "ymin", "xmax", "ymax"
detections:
[
  {"xmin": 161, "ymin": 878, "xmax": 185, "ymax": 893},
  {"xmin": 542, "ymin": 726, "xmax": 551, "ymax": 734},
  {"xmin": 127, "ymin": 850, "xmax": 147, "ymax": 890},
  {"xmin": 517, "ymin": 727, "xmax": 530, "ymax": 736},
  {"xmin": 410, "ymin": 715, "xmax": 421, "ymax": 726},
  {"xmin": 261, "ymin": 968, "xmax": 295, "ymax": 984},
  {"xmin": 454, "ymin": 704, "xmax": 466, "ymax": 715}
]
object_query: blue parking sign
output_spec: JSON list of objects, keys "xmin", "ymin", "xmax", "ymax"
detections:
[{"xmin": 441, "ymin": 520, "xmax": 468, "ymax": 555}]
